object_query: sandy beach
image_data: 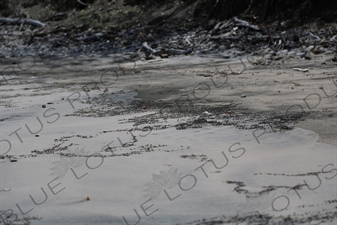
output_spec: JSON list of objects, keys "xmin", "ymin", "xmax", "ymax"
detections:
[{"xmin": 1, "ymin": 53, "xmax": 336, "ymax": 224}]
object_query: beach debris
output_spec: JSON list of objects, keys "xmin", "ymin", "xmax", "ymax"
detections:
[
  {"xmin": 160, "ymin": 53, "xmax": 168, "ymax": 58},
  {"xmin": 76, "ymin": 32, "xmax": 103, "ymax": 42},
  {"xmin": 310, "ymin": 48, "xmax": 322, "ymax": 54},
  {"xmin": 10, "ymin": 157, "xmax": 17, "ymax": 162},
  {"xmin": 142, "ymin": 105, "xmax": 148, "ymax": 109},
  {"xmin": 2, "ymin": 188, "xmax": 11, "ymax": 191},
  {"xmin": 293, "ymin": 68, "xmax": 309, "ymax": 72},
  {"xmin": 0, "ymin": 17, "xmax": 46, "ymax": 27},
  {"xmin": 139, "ymin": 42, "xmax": 156, "ymax": 59},
  {"xmin": 232, "ymin": 17, "xmax": 260, "ymax": 31},
  {"xmin": 196, "ymin": 73, "xmax": 213, "ymax": 77},
  {"xmin": 201, "ymin": 111, "xmax": 213, "ymax": 117},
  {"xmin": 35, "ymin": 135, "xmax": 39, "ymax": 137},
  {"xmin": 1, "ymin": 10, "xmax": 337, "ymax": 62},
  {"xmin": 308, "ymin": 32, "xmax": 320, "ymax": 41},
  {"xmin": 84, "ymin": 196, "xmax": 90, "ymax": 201},
  {"xmin": 28, "ymin": 153, "xmax": 37, "ymax": 157}
]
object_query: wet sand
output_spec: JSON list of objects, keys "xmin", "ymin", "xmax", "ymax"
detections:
[{"xmin": 0, "ymin": 54, "xmax": 336, "ymax": 224}]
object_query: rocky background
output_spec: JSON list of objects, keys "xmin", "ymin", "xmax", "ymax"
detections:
[{"xmin": 0, "ymin": 0, "xmax": 337, "ymax": 59}]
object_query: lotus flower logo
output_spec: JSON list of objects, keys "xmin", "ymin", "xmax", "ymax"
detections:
[
  {"xmin": 143, "ymin": 168, "xmax": 182, "ymax": 199},
  {"xmin": 50, "ymin": 147, "xmax": 87, "ymax": 179},
  {"xmin": 239, "ymin": 192, "xmax": 275, "ymax": 213}
]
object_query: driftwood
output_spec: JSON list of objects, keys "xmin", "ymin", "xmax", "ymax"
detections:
[
  {"xmin": 210, "ymin": 35, "xmax": 240, "ymax": 41},
  {"xmin": 156, "ymin": 48, "xmax": 193, "ymax": 56},
  {"xmin": 76, "ymin": 33, "xmax": 103, "ymax": 42},
  {"xmin": 139, "ymin": 42, "xmax": 157, "ymax": 58},
  {"xmin": 232, "ymin": 17, "xmax": 260, "ymax": 31},
  {"xmin": 139, "ymin": 42, "xmax": 193, "ymax": 58},
  {"xmin": 77, "ymin": 0, "xmax": 92, "ymax": 6},
  {"xmin": 0, "ymin": 17, "xmax": 46, "ymax": 27}
]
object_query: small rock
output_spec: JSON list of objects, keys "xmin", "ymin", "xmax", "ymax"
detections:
[
  {"xmin": 288, "ymin": 50, "xmax": 296, "ymax": 56},
  {"xmin": 305, "ymin": 45, "xmax": 314, "ymax": 51},
  {"xmin": 35, "ymin": 135, "xmax": 39, "ymax": 137},
  {"xmin": 196, "ymin": 74, "xmax": 212, "ymax": 77},
  {"xmin": 146, "ymin": 55, "xmax": 156, "ymax": 60},
  {"xmin": 160, "ymin": 54, "xmax": 168, "ymax": 58},
  {"xmin": 42, "ymin": 104, "xmax": 46, "ymax": 108},
  {"xmin": 293, "ymin": 68, "xmax": 309, "ymax": 72},
  {"xmin": 129, "ymin": 53, "xmax": 138, "ymax": 59},
  {"xmin": 220, "ymin": 54, "xmax": 230, "ymax": 59},
  {"xmin": 241, "ymin": 94, "xmax": 246, "ymax": 98},
  {"xmin": 311, "ymin": 48, "xmax": 321, "ymax": 55},
  {"xmin": 10, "ymin": 157, "xmax": 17, "ymax": 162}
]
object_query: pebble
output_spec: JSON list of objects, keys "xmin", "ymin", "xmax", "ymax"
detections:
[
  {"xmin": 10, "ymin": 157, "xmax": 17, "ymax": 162},
  {"xmin": 288, "ymin": 50, "xmax": 296, "ymax": 56},
  {"xmin": 306, "ymin": 45, "xmax": 314, "ymax": 51}
]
